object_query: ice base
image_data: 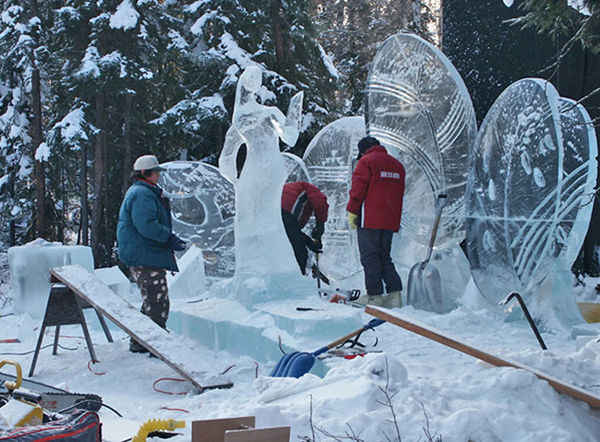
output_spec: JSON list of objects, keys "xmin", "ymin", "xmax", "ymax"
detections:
[
  {"xmin": 167, "ymin": 296, "xmax": 364, "ymax": 371},
  {"xmin": 82, "ymin": 291, "xmax": 366, "ymax": 377}
]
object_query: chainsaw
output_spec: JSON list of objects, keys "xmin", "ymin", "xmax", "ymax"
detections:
[{"xmin": 0, "ymin": 360, "xmax": 101, "ymax": 414}]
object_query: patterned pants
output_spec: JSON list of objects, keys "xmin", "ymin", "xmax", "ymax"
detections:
[{"xmin": 129, "ymin": 266, "xmax": 170, "ymax": 329}]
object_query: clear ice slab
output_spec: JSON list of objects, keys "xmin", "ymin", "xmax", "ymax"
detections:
[
  {"xmin": 466, "ymin": 78, "xmax": 597, "ymax": 325},
  {"xmin": 366, "ymin": 33, "xmax": 477, "ymax": 250}
]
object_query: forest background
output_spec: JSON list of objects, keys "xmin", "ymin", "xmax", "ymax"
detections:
[{"xmin": 0, "ymin": 0, "xmax": 598, "ymax": 274}]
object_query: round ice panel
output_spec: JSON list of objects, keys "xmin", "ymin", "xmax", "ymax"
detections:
[
  {"xmin": 466, "ymin": 79, "xmax": 563, "ymax": 304},
  {"xmin": 555, "ymin": 97, "xmax": 598, "ymax": 267},
  {"xmin": 366, "ymin": 33, "xmax": 477, "ymax": 249},
  {"xmin": 283, "ymin": 152, "xmax": 311, "ymax": 183},
  {"xmin": 160, "ymin": 161, "xmax": 234, "ymax": 251},
  {"xmin": 303, "ymin": 116, "xmax": 366, "ymax": 280}
]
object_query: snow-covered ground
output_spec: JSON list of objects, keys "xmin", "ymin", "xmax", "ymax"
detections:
[{"xmin": 2, "ymin": 265, "xmax": 600, "ymax": 442}]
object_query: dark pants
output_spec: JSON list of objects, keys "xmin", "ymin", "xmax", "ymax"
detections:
[
  {"xmin": 129, "ymin": 266, "xmax": 170, "ymax": 350},
  {"xmin": 357, "ymin": 228, "xmax": 402, "ymax": 296},
  {"xmin": 282, "ymin": 211, "xmax": 310, "ymax": 274}
]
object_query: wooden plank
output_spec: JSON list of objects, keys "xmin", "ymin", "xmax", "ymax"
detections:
[
  {"xmin": 365, "ymin": 306, "xmax": 600, "ymax": 409},
  {"xmin": 50, "ymin": 265, "xmax": 233, "ymax": 393}
]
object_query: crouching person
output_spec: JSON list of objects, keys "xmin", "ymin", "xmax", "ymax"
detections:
[
  {"xmin": 117, "ymin": 155, "xmax": 186, "ymax": 353},
  {"xmin": 281, "ymin": 181, "xmax": 329, "ymax": 275}
]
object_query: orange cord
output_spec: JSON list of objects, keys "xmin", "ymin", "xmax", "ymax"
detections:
[
  {"xmin": 87, "ymin": 360, "xmax": 106, "ymax": 375},
  {"xmin": 153, "ymin": 378, "xmax": 189, "ymax": 395}
]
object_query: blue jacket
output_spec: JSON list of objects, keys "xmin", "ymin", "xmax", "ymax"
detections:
[{"xmin": 117, "ymin": 179, "xmax": 178, "ymax": 271}]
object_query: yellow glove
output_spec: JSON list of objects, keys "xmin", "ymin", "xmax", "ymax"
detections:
[{"xmin": 348, "ymin": 212, "xmax": 358, "ymax": 230}]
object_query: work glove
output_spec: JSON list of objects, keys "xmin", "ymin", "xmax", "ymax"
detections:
[
  {"xmin": 168, "ymin": 233, "xmax": 187, "ymax": 252},
  {"xmin": 311, "ymin": 221, "xmax": 325, "ymax": 240},
  {"xmin": 306, "ymin": 238, "xmax": 323, "ymax": 254},
  {"xmin": 348, "ymin": 212, "xmax": 358, "ymax": 230}
]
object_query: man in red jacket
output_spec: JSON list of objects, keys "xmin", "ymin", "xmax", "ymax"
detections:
[
  {"xmin": 346, "ymin": 136, "xmax": 405, "ymax": 308},
  {"xmin": 282, "ymin": 181, "xmax": 329, "ymax": 275}
]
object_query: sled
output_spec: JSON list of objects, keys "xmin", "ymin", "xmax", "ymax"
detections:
[
  {"xmin": 366, "ymin": 306, "xmax": 600, "ymax": 409},
  {"xmin": 45, "ymin": 265, "xmax": 233, "ymax": 394}
]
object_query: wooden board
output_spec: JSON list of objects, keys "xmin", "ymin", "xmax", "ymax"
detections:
[
  {"xmin": 50, "ymin": 265, "xmax": 233, "ymax": 393},
  {"xmin": 365, "ymin": 306, "xmax": 600, "ymax": 409}
]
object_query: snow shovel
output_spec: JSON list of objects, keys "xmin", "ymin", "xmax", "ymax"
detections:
[
  {"xmin": 406, "ymin": 193, "xmax": 448, "ymax": 313},
  {"xmin": 269, "ymin": 318, "xmax": 385, "ymax": 378}
]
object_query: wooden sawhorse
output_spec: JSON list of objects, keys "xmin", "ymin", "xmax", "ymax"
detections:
[{"xmin": 29, "ymin": 277, "xmax": 114, "ymax": 377}]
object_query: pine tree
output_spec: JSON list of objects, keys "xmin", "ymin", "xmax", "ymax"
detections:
[
  {"xmin": 312, "ymin": 0, "xmax": 436, "ymax": 115},
  {"xmin": 0, "ymin": 1, "xmax": 56, "ymax": 246},
  {"xmin": 166, "ymin": 0, "xmax": 340, "ymax": 159},
  {"xmin": 512, "ymin": 0, "xmax": 600, "ymax": 54}
]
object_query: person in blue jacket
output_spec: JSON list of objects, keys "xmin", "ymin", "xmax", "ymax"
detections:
[{"xmin": 117, "ymin": 155, "xmax": 186, "ymax": 353}]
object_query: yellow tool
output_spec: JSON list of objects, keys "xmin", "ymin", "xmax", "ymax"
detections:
[
  {"xmin": 0, "ymin": 360, "xmax": 43, "ymax": 427},
  {"xmin": 131, "ymin": 418, "xmax": 186, "ymax": 442}
]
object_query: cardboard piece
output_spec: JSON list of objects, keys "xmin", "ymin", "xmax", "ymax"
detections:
[
  {"xmin": 191, "ymin": 416, "xmax": 255, "ymax": 442},
  {"xmin": 225, "ymin": 427, "xmax": 290, "ymax": 442}
]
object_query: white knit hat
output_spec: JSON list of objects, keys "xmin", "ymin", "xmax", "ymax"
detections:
[{"xmin": 133, "ymin": 155, "xmax": 165, "ymax": 172}]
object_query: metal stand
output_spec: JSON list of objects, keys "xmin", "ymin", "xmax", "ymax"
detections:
[
  {"xmin": 29, "ymin": 282, "xmax": 113, "ymax": 377},
  {"xmin": 500, "ymin": 291, "xmax": 548, "ymax": 350}
]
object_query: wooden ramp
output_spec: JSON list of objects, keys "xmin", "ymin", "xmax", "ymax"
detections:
[
  {"xmin": 366, "ymin": 306, "xmax": 600, "ymax": 409},
  {"xmin": 50, "ymin": 265, "xmax": 233, "ymax": 393}
]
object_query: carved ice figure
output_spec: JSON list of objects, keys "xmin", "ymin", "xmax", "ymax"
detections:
[
  {"xmin": 159, "ymin": 161, "xmax": 235, "ymax": 277},
  {"xmin": 366, "ymin": 33, "xmax": 477, "ymax": 249},
  {"xmin": 465, "ymin": 78, "xmax": 597, "ymax": 317},
  {"xmin": 303, "ymin": 116, "xmax": 366, "ymax": 282},
  {"xmin": 219, "ymin": 66, "xmax": 307, "ymax": 304}
]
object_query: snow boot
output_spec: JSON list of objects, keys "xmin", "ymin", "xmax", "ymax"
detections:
[
  {"xmin": 129, "ymin": 340, "xmax": 149, "ymax": 354},
  {"xmin": 355, "ymin": 294, "xmax": 384, "ymax": 307},
  {"xmin": 382, "ymin": 291, "xmax": 402, "ymax": 309}
]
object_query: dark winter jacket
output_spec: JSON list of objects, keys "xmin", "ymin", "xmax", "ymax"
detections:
[
  {"xmin": 281, "ymin": 182, "xmax": 329, "ymax": 228},
  {"xmin": 346, "ymin": 145, "xmax": 405, "ymax": 231},
  {"xmin": 117, "ymin": 179, "xmax": 178, "ymax": 271}
]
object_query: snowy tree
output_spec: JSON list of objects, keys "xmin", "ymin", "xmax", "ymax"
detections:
[
  {"xmin": 164, "ymin": 0, "xmax": 340, "ymax": 158},
  {"xmin": 0, "ymin": 1, "xmax": 56, "ymax": 246},
  {"xmin": 312, "ymin": 0, "xmax": 436, "ymax": 115},
  {"xmin": 40, "ymin": 0, "xmax": 195, "ymax": 265},
  {"xmin": 509, "ymin": 0, "xmax": 599, "ymax": 54}
]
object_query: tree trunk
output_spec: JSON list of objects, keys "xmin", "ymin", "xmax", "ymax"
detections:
[
  {"xmin": 122, "ymin": 93, "xmax": 133, "ymax": 196},
  {"xmin": 270, "ymin": 0, "xmax": 287, "ymax": 72},
  {"xmin": 32, "ymin": 67, "xmax": 46, "ymax": 239},
  {"xmin": 91, "ymin": 90, "xmax": 106, "ymax": 265},
  {"xmin": 80, "ymin": 143, "xmax": 89, "ymax": 245}
]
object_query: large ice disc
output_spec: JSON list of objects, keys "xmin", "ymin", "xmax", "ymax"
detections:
[
  {"xmin": 366, "ymin": 33, "xmax": 477, "ymax": 249},
  {"xmin": 466, "ymin": 78, "xmax": 563, "ymax": 304}
]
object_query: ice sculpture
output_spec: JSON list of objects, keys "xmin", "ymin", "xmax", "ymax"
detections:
[
  {"xmin": 303, "ymin": 116, "xmax": 366, "ymax": 281},
  {"xmin": 160, "ymin": 161, "xmax": 234, "ymax": 251},
  {"xmin": 466, "ymin": 78, "xmax": 597, "ymax": 313},
  {"xmin": 366, "ymin": 33, "xmax": 477, "ymax": 248},
  {"xmin": 555, "ymin": 97, "xmax": 598, "ymax": 267},
  {"xmin": 9, "ymin": 240, "xmax": 94, "ymax": 318},
  {"xmin": 283, "ymin": 152, "xmax": 311, "ymax": 183},
  {"xmin": 219, "ymin": 66, "xmax": 309, "ymax": 305}
]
